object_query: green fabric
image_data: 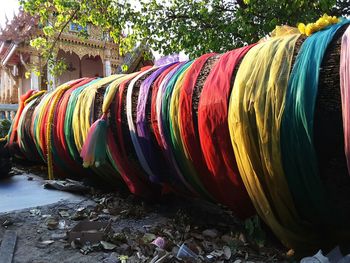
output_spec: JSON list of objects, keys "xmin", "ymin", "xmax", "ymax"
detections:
[
  {"xmin": 161, "ymin": 61, "xmax": 206, "ymax": 194},
  {"xmin": 65, "ymin": 79, "xmax": 99, "ymax": 161},
  {"xmin": 168, "ymin": 61, "xmax": 213, "ymax": 200},
  {"xmin": 281, "ymin": 20, "xmax": 350, "ymax": 226}
]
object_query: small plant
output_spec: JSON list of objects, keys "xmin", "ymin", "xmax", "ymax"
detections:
[
  {"xmin": 0, "ymin": 119, "xmax": 11, "ymax": 138},
  {"xmin": 244, "ymin": 215, "xmax": 266, "ymax": 247}
]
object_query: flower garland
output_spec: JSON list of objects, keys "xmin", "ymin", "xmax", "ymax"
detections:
[{"xmin": 298, "ymin": 14, "xmax": 340, "ymax": 36}]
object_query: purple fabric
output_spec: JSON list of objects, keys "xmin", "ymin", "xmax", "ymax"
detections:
[
  {"xmin": 155, "ymin": 62, "xmax": 198, "ymax": 194},
  {"xmin": 135, "ymin": 62, "xmax": 178, "ymax": 182},
  {"xmin": 156, "ymin": 63, "xmax": 185, "ymax": 151},
  {"xmin": 154, "ymin": 54, "xmax": 179, "ymax": 66}
]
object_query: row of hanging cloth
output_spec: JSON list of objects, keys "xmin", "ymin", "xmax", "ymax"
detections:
[{"xmin": 6, "ymin": 18, "xmax": 350, "ymax": 253}]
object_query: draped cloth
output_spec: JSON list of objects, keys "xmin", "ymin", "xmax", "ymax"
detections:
[
  {"xmin": 17, "ymin": 92, "xmax": 46, "ymax": 161},
  {"xmin": 8, "ymin": 90, "xmax": 35, "ymax": 156},
  {"xmin": 73, "ymin": 75, "xmax": 122, "ymax": 153},
  {"xmin": 280, "ymin": 20, "xmax": 350, "ymax": 228},
  {"xmin": 160, "ymin": 61, "xmax": 199, "ymax": 195},
  {"xmin": 46, "ymin": 79, "xmax": 85, "ymax": 178},
  {"xmin": 228, "ymin": 34, "xmax": 323, "ymax": 249},
  {"xmin": 340, "ymin": 26, "xmax": 350, "ymax": 174},
  {"xmin": 33, "ymin": 81, "xmax": 76, "ymax": 161},
  {"xmin": 169, "ymin": 61, "xmax": 212, "ymax": 198},
  {"xmin": 71, "ymin": 75, "xmax": 125, "ymax": 182},
  {"xmin": 136, "ymin": 63, "xmax": 178, "ymax": 183},
  {"xmin": 151, "ymin": 64, "xmax": 179, "ymax": 152},
  {"xmin": 56, "ymin": 78, "xmax": 94, "ymax": 156},
  {"xmin": 65, "ymin": 79, "xmax": 100, "ymax": 161},
  {"xmin": 198, "ymin": 46, "xmax": 254, "ymax": 218},
  {"xmin": 155, "ymin": 62, "xmax": 197, "ymax": 194},
  {"xmin": 111, "ymin": 73, "xmax": 160, "ymax": 198},
  {"xmin": 53, "ymin": 78, "xmax": 95, "ymax": 176},
  {"xmin": 150, "ymin": 63, "xmax": 180, "ymax": 191},
  {"xmin": 126, "ymin": 67, "xmax": 157, "ymax": 182},
  {"xmin": 178, "ymin": 53, "xmax": 217, "ymax": 200}
]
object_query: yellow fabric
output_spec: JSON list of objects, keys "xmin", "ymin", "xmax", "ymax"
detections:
[
  {"xmin": 34, "ymin": 84, "xmax": 69, "ymax": 156},
  {"xmin": 270, "ymin": 26, "xmax": 300, "ymax": 37},
  {"xmin": 102, "ymin": 72, "xmax": 140, "ymax": 114},
  {"xmin": 0, "ymin": 135, "xmax": 8, "ymax": 142},
  {"xmin": 169, "ymin": 65, "xmax": 210, "ymax": 195},
  {"xmin": 24, "ymin": 90, "xmax": 46, "ymax": 106},
  {"xmin": 46, "ymin": 84, "xmax": 73, "ymax": 179},
  {"xmin": 228, "ymin": 34, "xmax": 320, "ymax": 250},
  {"xmin": 169, "ymin": 66, "xmax": 190, "ymax": 155},
  {"xmin": 72, "ymin": 74, "xmax": 130, "ymax": 152}
]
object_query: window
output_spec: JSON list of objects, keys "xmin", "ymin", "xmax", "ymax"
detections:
[
  {"xmin": 69, "ymin": 23, "xmax": 88, "ymax": 33},
  {"xmin": 102, "ymin": 32, "xmax": 111, "ymax": 41}
]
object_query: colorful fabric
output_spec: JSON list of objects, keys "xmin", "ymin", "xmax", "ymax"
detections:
[
  {"xmin": 340, "ymin": 26, "xmax": 350, "ymax": 174},
  {"xmin": 7, "ymin": 19, "xmax": 350, "ymax": 252},
  {"xmin": 136, "ymin": 63, "xmax": 178, "ymax": 183},
  {"xmin": 228, "ymin": 35, "xmax": 318, "ymax": 248},
  {"xmin": 280, "ymin": 20, "xmax": 349, "ymax": 226},
  {"xmin": 198, "ymin": 47, "xmax": 255, "ymax": 218},
  {"xmin": 178, "ymin": 53, "xmax": 217, "ymax": 200}
]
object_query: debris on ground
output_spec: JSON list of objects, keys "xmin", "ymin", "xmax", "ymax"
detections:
[
  {"xmin": 300, "ymin": 246, "xmax": 350, "ymax": 263},
  {"xmin": 68, "ymin": 220, "xmax": 112, "ymax": 244},
  {"xmin": 44, "ymin": 179, "xmax": 91, "ymax": 193},
  {"xmin": 0, "ymin": 165, "xmax": 292, "ymax": 263},
  {"xmin": 0, "ymin": 186, "xmax": 291, "ymax": 263}
]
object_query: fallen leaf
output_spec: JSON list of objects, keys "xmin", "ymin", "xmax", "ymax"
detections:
[
  {"xmin": 59, "ymin": 210, "xmax": 70, "ymax": 217},
  {"xmin": 2, "ymin": 219, "xmax": 13, "ymax": 227},
  {"xmin": 202, "ymin": 229, "xmax": 218, "ymax": 239},
  {"xmin": 30, "ymin": 209, "xmax": 41, "ymax": 216},
  {"xmin": 41, "ymin": 240, "xmax": 55, "ymax": 245},
  {"xmin": 46, "ymin": 217, "xmax": 59, "ymax": 230},
  {"xmin": 223, "ymin": 246, "xmax": 231, "ymax": 260},
  {"xmin": 142, "ymin": 233, "xmax": 156, "ymax": 243},
  {"xmin": 119, "ymin": 255, "xmax": 128, "ymax": 263},
  {"xmin": 287, "ymin": 249, "xmax": 295, "ymax": 257},
  {"xmin": 101, "ymin": 241, "xmax": 117, "ymax": 250}
]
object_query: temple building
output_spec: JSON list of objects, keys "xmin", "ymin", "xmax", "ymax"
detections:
[{"xmin": 0, "ymin": 10, "xmax": 151, "ymax": 104}]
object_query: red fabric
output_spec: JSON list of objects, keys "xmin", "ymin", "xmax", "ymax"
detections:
[
  {"xmin": 8, "ymin": 90, "xmax": 35, "ymax": 155},
  {"xmin": 198, "ymin": 46, "xmax": 255, "ymax": 218},
  {"xmin": 149, "ymin": 63, "xmax": 182, "ymax": 194},
  {"xmin": 111, "ymin": 77, "xmax": 159, "ymax": 199},
  {"xmin": 56, "ymin": 78, "xmax": 93, "ymax": 154},
  {"xmin": 178, "ymin": 53, "xmax": 217, "ymax": 198},
  {"xmin": 53, "ymin": 78, "xmax": 94, "ymax": 175},
  {"xmin": 40, "ymin": 79, "xmax": 83, "ymax": 160},
  {"xmin": 150, "ymin": 63, "xmax": 179, "ymax": 149}
]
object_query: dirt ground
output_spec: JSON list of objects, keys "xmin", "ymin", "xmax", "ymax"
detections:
[{"xmin": 0, "ymin": 168, "xmax": 290, "ymax": 263}]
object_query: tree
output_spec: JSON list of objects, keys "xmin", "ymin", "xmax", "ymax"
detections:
[
  {"xmin": 20, "ymin": 0, "xmax": 140, "ymax": 76},
  {"xmin": 20, "ymin": 0, "xmax": 350, "ymax": 74},
  {"xmin": 136, "ymin": 0, "xmax": 349, "ymax": 57}
]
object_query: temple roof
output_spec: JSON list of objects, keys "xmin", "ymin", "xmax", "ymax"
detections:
[{"xmin": 0, "ymin": 10, "xmax": 39, "ymax": 43}]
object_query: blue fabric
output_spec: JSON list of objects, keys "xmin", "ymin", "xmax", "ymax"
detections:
[{"xmin": 281, "ymin": 20, "xmax": 350, "ymax": 226}]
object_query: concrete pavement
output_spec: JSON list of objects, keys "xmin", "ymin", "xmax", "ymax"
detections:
[{"xmin": 0, "ymin": 174, "xmax": 83, "ymax": 213}]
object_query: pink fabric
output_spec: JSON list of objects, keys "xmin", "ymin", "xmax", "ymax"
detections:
[{"xmin": 340, "ymin": 26, "xmax": 350, "ymax": 173}]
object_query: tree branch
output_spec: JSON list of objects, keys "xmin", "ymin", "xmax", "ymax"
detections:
[{"xmin": 45, "ymin": 6, "xmax": 80, "ymax": 67}]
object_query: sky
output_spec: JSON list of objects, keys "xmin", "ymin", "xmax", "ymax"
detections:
[{"xmin": 0, "ymin": 0, "xmax": 19, "ymax": 28}]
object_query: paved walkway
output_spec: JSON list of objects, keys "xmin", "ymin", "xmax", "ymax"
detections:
[{"xmin": 0, "ymin": 174, "xmax": 83, "ymax": 213}]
